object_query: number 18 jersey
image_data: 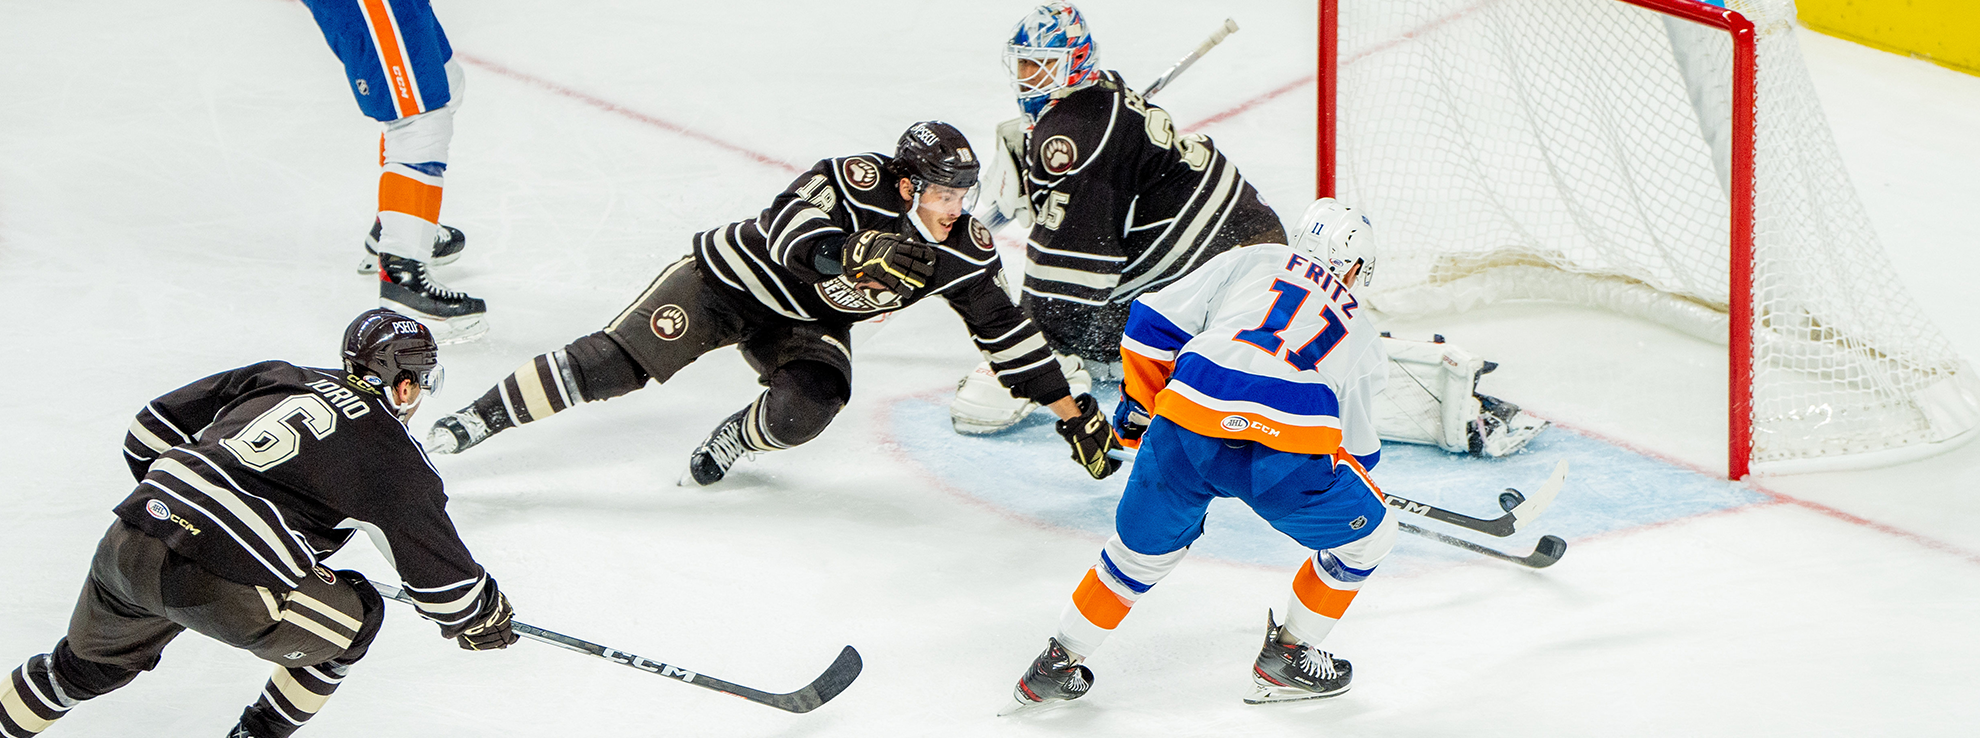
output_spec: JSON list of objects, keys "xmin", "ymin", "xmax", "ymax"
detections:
[{"xmin": 1119, "ymin": 244, "xmax": 1388, "ymax": 459}]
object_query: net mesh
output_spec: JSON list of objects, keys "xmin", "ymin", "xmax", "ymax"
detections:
[{"xmin": 1335, "ymin": 0, "xmax": 1978, "ymax": 469}]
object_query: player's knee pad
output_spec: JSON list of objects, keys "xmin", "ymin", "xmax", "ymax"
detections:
[
  {"xmin": 564, "ymin": 332, "xmax": 649, "ymax": 401},
  {"xmin": 1327, "ymin": 510, "xmax": 1399, "ymax": 572},
  {"xmin": 381, "ymin": 102, "xmax": 457, "ymax": 170},
  {"xmin": 1100, "ymin": 535, "xmax": 1188, "ymax": 591},
  {"xmin": 750, "ymin": 361, "xmax": 847, "ymax": 448},
  {"xmin": 51, "ymin": 640, "xmax": 140, "ymax": 700},
  {"xmin": 332, "ymin": 572, "xmax": 387, "ymax": 667}
]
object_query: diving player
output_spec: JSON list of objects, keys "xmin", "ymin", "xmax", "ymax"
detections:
[
  {"xmin": 301, "ymin": 0, "xmax": 487, "ymax": 342},
  {"xmin": 1006, "ymin": 199, "xmax": 1397, "ymax": 709},
  {"xmin": 0, "ymin": 310, "xmax": 516, "ymax": 738},
  {"xmin": 422, "ymin": 121, "xmax": 1124, "ymax": 484},
  {"xmin": 952, "ymin": 1, "xmax": 1287, "ymax": 434}
]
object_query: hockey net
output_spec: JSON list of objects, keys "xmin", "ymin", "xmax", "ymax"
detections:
[{"xmin": 1322, "ymin": 0, "xmax": 1980, "ymax": 477}]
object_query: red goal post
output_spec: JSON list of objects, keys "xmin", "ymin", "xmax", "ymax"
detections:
[{"xmin": 1314, "ymin": 0, "xmax": 1979, "ymax": 479}]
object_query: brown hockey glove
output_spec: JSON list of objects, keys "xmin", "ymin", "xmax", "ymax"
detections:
[
  {"xmin": 842, "ymin": 229, "xmax": 936, "ymax": 298},
  {"xmin": 456, "ymin": 588, "xmax": 517, "ymax": 651},
  {"xmin": 1055, "ymin": 393, "xmax": 1124, "ymax": 480}
]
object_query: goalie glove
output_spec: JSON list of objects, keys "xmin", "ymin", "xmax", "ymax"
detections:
[
  {"xmin": 454, "ymin": 585, "xmax": 518, "ymax": 651},
  {"xmin": 1055, "ymin": 393, "xmax": 1124, "ymax": 480},
  {"xmin": 1111, "ymin": 396, "xmax": 1151, "ymax": 448},
  {"xmin": 842, "ymin": 229, "xmax": 937, "ymax": 298}
]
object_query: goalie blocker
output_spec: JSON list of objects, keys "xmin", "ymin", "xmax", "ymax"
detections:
[{"xmin": 953, "ymin": 334, "xmax": 1547, "ymax": 458}]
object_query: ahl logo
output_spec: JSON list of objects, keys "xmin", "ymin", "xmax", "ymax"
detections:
[
  {"xmin": 1041, "ymin": 135, "xmax": 1078, "ymax": 175},
  {"xmin": 146, "ymin": 499, "xmax": 171, "ymax": 521},
  {"xmin": 650, "ymin": 304, "xmax": 689, "ymax": 341},
  {"xmin": 314, "ymin": 566, "xmax": 337, "ymax": 585},
  {"xmin": 1220, "ymin": 415, "xmax": 1250, "ymax": 433},
  {"xmin": 843, "ymin": 157, "xmax": 880, "ymax": 191}
]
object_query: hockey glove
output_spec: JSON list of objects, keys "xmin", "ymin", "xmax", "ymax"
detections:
[
  {"xmin": 1112, "ymin": 397, "xmax": 1151, "ymax": 447},
  {"xmin": 842, "ymin": 229, "xmax": 937, "ymax": 298},
  {"xmin": 1056, "ymin": 393, "xmax": 1124, "ymax": 480},
  {"xmin": 456, "ymin": 587, "xmax": 518, "ymax": 651}
]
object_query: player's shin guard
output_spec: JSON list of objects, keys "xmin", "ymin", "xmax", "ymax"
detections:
[
  {"xmin": 1, "ymin": 644, "xmax": 136, "ymax": 738},
  {"xmin": 1281, "ymin": 513, "xmax": 1398, "ymax": 646},
  {"xmin": 234, "ymin": 662, "xmax": 347, "ymax": 738},
  {"xmin": 1054, "ymin": 536, "xmax": 1188, "ymax": 658},
  {"xmin": 372, "ymin": 97, "xmax": 457, "ymax": 262}
]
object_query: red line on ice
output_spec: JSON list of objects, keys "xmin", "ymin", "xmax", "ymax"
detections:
[{"xmin": 454, "ymin": 54, "xmax": 803, "ymax": 174}]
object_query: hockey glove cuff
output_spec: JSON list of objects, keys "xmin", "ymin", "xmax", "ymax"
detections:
[
  {"xmin": 1056, "ymin": 393, "xmax": 1124, "ymax": 480},
  {"xmin": 456, "ymin": 586, "xmax": 518, "ymax": 651},
  {"xmin": 1112, "ymin": 397, "xmax": 1151, "ymax": 448},
  {"xmin": 842, "ymin": 229, "xmax": 937, "ymax": 298}
]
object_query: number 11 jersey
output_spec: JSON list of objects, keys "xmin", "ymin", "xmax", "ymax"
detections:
[{"xmin": 1119, "ymin": 244, "xmax": 1388, "ymax": 460}]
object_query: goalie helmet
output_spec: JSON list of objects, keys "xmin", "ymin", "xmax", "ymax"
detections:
[
  {"xmin": 1005, "ymin": 2, "xmax": 1100, "ymax": 122},
  {"xmin": 342, "ymin": 308, "xmax": 443, "ymax": 419},
  {"xmin": 1292, "ymin": 198, "xmax": 1378, "ymax": 287},
  {"xmin": 890, "ymin": 120, "xmax": 979, "ymax": 192}
]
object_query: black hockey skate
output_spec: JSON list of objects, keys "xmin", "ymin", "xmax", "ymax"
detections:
[
  {"xmin": 380, "ymin": 252, "xmax": 487, "ymax": 344},
  {"xmin": 1245, "ymin": 612, "xmax": 1353, "ymax": 704},
  {"xmin": 1003, "ymin": 637, "xmax": 1093, "ymax": 714},
  {"xmin": 357, "ymin": 218, "xmax": 466, "ymax": 273},
  {"xmin": 425, "ymin": 408, "xmax": 496, "ymax": 455},
  {"xmin": 684, "ymin": 407, "xmax": 755, "ymax": 486}
]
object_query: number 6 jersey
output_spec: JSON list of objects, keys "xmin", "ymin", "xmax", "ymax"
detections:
[
  {"xmin": 1119, "ymin": 244, "xmax": 1388, "ymax": 463},
  {"xmin": 113, "ymin": 361, "xmax": 493, "ymax": 625}
]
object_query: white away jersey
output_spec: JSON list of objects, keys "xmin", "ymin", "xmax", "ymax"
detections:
[{"xmin": 1119, "ymin": 243, "xmax": 1387, "ymax": 457}]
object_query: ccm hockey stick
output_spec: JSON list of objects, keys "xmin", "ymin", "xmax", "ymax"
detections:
[
  {"xmin": 368, "ymin": 580, "xmax": 862, "ymax": 713},
  {"xmin": 1382, "ymin": 459, "xmax": 1570, "ymax": 538},
  {"xmin": 1143, "ymin": 18, "xmax": 1242, "ymax": 98},
  {"xmin": 1398, "ymin": 522, "xmax": 1567, "ymax": 568}
]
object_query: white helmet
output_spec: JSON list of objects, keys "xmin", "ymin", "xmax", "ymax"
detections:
[{"xmin": 1291, "ymin": 198, "xmax": 1377, "ymax": 286}]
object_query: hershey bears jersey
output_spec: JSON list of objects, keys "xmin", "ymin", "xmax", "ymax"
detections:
[
  {"xmin": 116, "ymin": 361, "xmax": 497, "ymax": 628},
  {"xmin": 693, "ymin": 154, "xmax": 1067, "ymax": 402},
  {"xmin": 1020, "ymin": 71, "xmax": 1283, "ymax": 360},
  {"xmin": 1120, "ymin": 244, "xmax": 1388, "ymax": 459}
]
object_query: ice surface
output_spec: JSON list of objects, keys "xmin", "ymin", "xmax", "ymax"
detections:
[{"xmin": 2, "ymin": 1, "xmax": 1976, "ymax": 736}]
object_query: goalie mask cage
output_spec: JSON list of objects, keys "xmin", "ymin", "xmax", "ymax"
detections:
[{"xmin": 1316, "ymin": 0, "xmax": 1980, "ymax": 479}]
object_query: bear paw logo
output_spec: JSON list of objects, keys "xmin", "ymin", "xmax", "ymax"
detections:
[
  {"xmin": 650, "ymin": 304, "xmax": 689, "ymax": 341},
  {"xmin": 1041, "ymin": 135, "xmax": 1078, "ymax": 175},
  {"xmin": 843, "ymin": 157, "xmax": 880, "ymax": 191}
]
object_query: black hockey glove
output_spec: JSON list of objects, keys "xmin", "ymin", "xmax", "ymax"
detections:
[
  {"xmin": 1112, "ymin": 396, "xmax": 1151, "ymax": 444},
  {"xmin": 456, "ymin": 587, "xmax": 518, "ymax": 651},
  {"xmin": 1056, "ymin": 393, "xmax": 1124, "ymax": 480},
  {"xmin": 842, "ymin": 229, "xmax": 936, "ymax": 298}
]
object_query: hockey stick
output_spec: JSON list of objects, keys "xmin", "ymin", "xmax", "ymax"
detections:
[
  {"xmin": 1398, "ymin": 522, "xmax": 1567, "ymax": 569},
  {"xmin": 1143, "ymin": 18, "xmax": 1241, "ymax": 98},
  {"xmin": 367, "ymin": 580, "xmax": 862, "ymax": 713},
  {"xmin": 1381, "ymin": 459, "xmax": 1570, "ymax": 538}
]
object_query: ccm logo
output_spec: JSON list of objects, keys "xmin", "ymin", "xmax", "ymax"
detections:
[{"xmin": 603, "ymin": 649, "xmax": 696, "ymax": 682}]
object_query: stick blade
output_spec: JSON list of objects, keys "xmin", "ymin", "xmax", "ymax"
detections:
[
  {"xmin": 1508, "ymin": 459, "xmax": 1570, "ymax": 532},
  {"xmin": 772, "ymin": 646, "xmax": 863, "ymax": 713},
  {"xmin": 1524, "ymin": 535, "xmax": 1569, "ymax": 568}
]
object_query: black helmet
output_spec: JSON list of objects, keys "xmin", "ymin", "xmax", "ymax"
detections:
[
  {"xmin": 342, "ymin": 308, "xmax": 442, "ymax": 395},
  {"xmin": 889, "ymin": 120, "xmax": 980, "ymax": 191}
]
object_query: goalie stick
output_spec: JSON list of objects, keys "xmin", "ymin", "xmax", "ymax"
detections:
[
  {"xmin": 1143, "ymin": 18, "xmax": 1241, "ymax": 98},
  {"xmin": 367, "ymin": 580, "xmax": 862, "ymax": 713}
]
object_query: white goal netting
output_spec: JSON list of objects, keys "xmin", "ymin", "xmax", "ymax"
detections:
[{"xmin": 1333, "ymin": 0, "xmax": 1980, "ymax": 473}]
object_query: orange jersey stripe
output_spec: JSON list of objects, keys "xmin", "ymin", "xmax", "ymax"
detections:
[
  {"xmin": 378, "ymin": 171, "xmax": 443, "ymax": 222},
  {"xmin": 1120, "ymin": 349, "xmax": 1173, "ymax": 410},
  {"xmin": 1331, "ymin": 448, "xmax": 1385, "ymax": 501},
  {"xmin": 1152, "ymin": 391, "xmax": 1344, "ymax": 455},
  {"xmin": 1070, "ymin": 568, "xmax": 1134, "ymax": 630},
  {"xmin": 1291, "ymin": 558, "xmax": 1360, "ymax": 620},
  {"xmin": 359, "ymin": 0, "xmax": 423, "ymax": 118}
]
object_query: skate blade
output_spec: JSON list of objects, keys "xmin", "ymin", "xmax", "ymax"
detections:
[
  {"xmin": 356, "ymin": 254, "xmax": 380, "ymax": 274},
  {"xmin": 1242, "ymin": 680, "xmax": 1350, "ymax": 705},
  {"xmin": 427, "ymin": 316, "xmax": 488, "ymax": 345},
  {"xmin": 999, "ymin": 695, "xmax": 1075, "ymax": 717}
]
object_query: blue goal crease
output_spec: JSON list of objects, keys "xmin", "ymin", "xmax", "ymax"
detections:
[{"xmin": 888, "ymin": 385, "xmax": 1769, "ymax": 572}]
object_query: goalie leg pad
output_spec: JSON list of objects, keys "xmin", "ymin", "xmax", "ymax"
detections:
[
  {"xmin": 950, "ymin": 354, "xmax": 1089, "ymax": 435},
  {"xmin": 1373, "ymin": 335, "xmax": 1548, "ymax": 456}
]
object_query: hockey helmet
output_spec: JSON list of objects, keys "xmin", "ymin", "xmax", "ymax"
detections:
[
  {"xmin": 1005, "ymin": 2, "xmax": 1101, "ymax": 122},
  {"xmin": 890, "ymin": 121, "xmax": 980, "ymax": 192},
  {"xmin": 342, "ymin": 309, "xmax": 443, "ymax": 417},
  {"xmin": 1292, "ymin": 198, "xmax": 1378, "ymax": 287}
]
